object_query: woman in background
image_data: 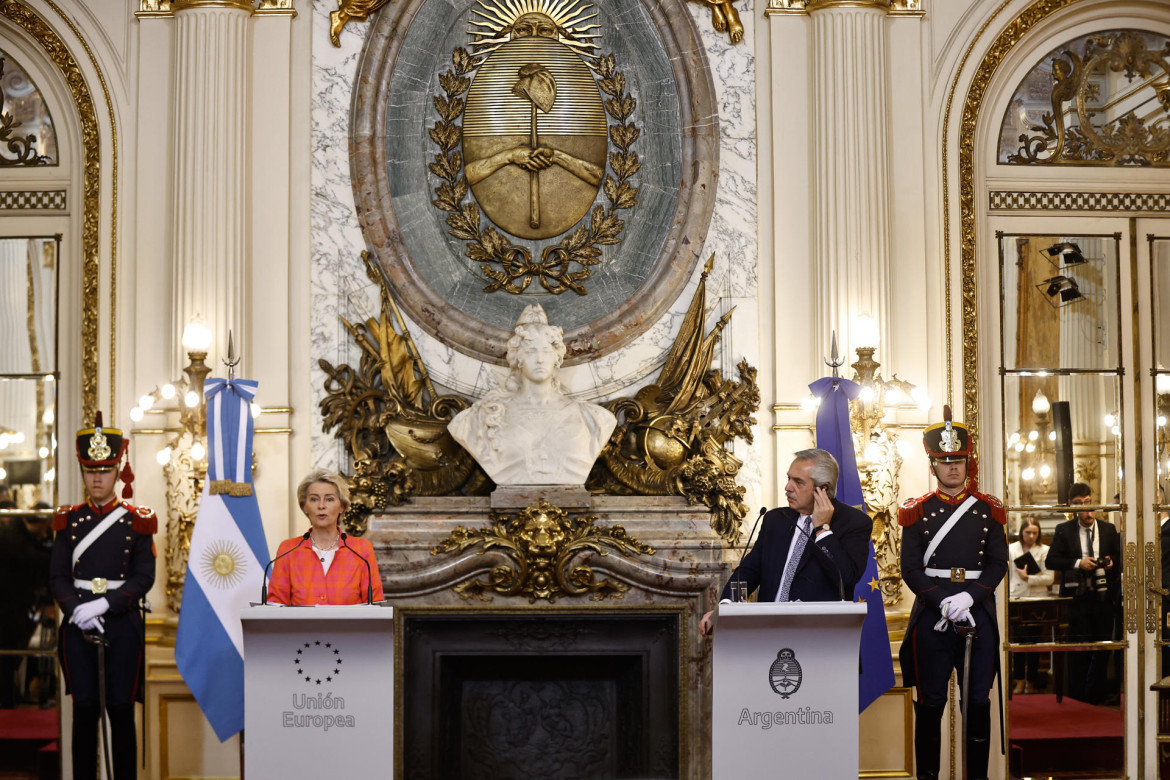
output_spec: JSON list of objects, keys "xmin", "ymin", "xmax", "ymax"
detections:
[
  {"xmin": 267, "ymin": 469, "xmax": 383, "ymax": 605},
  {"xmin": 1008, "ymin": 516, "xmax": 1054, "ymax": 694}
]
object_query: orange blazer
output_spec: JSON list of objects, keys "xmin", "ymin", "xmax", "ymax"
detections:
[{"xmin": 267, "ymin": 535, "xmax": 384, "ymax": 606}]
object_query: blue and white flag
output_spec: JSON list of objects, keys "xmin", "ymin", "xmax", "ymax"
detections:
[
  {"xmin": 809, "ymin": 376, "xmax": 895, "ymax": 713},
  {"xmin": 175, "ymin": 378, "xmax": 268, "ymax": 741}
]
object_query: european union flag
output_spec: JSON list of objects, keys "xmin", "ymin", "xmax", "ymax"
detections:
[{"xmin": 809, "ymin": 376, "xmax": 895, "ymax": 712}]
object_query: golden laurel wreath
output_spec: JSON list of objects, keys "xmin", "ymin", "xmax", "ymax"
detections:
[{"xmin": 428, "ymin": 47, "xmax": 640, "ymax": 296}]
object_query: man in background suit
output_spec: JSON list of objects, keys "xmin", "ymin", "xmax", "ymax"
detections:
[
  {"xmin": 699, "ymin": 448, "xmax": 872, "ymax": 637},
  {"xmin": 1046, "ymin": 481, "xmax": 1122, "ymax": 704}
]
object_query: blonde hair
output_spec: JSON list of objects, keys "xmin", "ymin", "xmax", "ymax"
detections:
[{"xmin": 296, "ymin": 469, "xmax": 351, "ymax": 514}]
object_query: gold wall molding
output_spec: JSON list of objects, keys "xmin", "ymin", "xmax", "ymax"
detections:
[
  {"xmin": 948, "ymin": 0, "xmax": 1082, "ymax": 452},
  {"xmin": 990, "ymin": 190, "xmax": 1170, "ymax": 212},
  {"xmin": 138, "ymin": 0, "xmax": 296, "ymax": 17},
  {"xmin": 172, "ymin": 0, "xmax": 256, "ymax": 10},
  {"xmin": 766, "ymin": 0, "xmax": 921, "ymax": 16},
  {"xmin": 1, "ymin": 0, "xmax": 118, "ymax": 421}
]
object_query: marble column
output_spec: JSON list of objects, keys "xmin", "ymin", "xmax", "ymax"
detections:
[
  {"xmin": 809, "ymin": 1, "xmax": 893, "ymax": 361},
  {"xmin": 169, "ymin": 0, "xmax": 253, "ymax": 371}
]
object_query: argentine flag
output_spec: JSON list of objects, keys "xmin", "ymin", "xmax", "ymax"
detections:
[{"xmin": 175, "ymin": 378, "xmax": 269, "ymax": 741}]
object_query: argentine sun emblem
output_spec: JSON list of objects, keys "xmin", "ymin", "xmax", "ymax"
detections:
[
  {"xmin": 198, "ymin": 539, "xmax": 248, "ymax": 590},
  {"xmin": 429, "ymin": 0, "xmax": 640, "ymax": 296},
  {"xmin": 768, "ymin": 648, "xmax": 803, "ymax": 699}
]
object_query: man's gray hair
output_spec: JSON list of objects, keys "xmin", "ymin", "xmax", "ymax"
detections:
[{"xmin": 792, "ymin": 448, "xmax": 839, "ymax": 499}]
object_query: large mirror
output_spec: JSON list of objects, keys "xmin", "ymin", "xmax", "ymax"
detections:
[
  {"xmin": 999, "ymin": 233, "xmax": 1125, "ymax": 779},
  {"xmin": 0, "ymin": 236, "xmax": 58, "ymax": 777},
  {"xmin": 1152, "ymin": 237, "xmax": 1170, "ymax": 693}
]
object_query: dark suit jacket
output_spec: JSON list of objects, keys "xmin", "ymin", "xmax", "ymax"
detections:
[
  {"xmin": 1046, "ymin": 518, "xmax": 1122, "ymax": 599},
  {"xmin": 720, "ymin": 499, "xmax": 873, "ymax": 602}
]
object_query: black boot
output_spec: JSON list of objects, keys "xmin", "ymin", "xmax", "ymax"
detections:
[
  {"xmin": 72, "ymin": 701, "xmax": 100, "ymax": 780},
  {"xmin": 107, "ymin": 702, "xmax": 138, "ymax": 780},
  {"xmin": 914, "ymin": 701, "xmax": 944, "ymax": 780},
  {"xmin": 965, "ymin": 700, "xmax": 992, "ymax": 780}
]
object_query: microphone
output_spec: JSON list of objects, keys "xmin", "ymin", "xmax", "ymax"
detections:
[
  {"xmin": 730, "ymin": 507, "xmax": 767, "ymax": 602},
  {"xmin": 260, "ymin": 532, "xmax": 309, "ymax": 605},
  {"xmin": 790, "ymin": 514, "xmax": 846, "ymax": 602},
  {"xmin": 339, "ymin": 533, "xmax": 374, "ymax": 605}
]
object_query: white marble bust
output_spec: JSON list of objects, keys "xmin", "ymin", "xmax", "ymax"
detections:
[{"xmin": 448, "ymin": 305, "xmax": 617, "ymax": 486}]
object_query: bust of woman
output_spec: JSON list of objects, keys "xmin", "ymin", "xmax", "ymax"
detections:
[{"xmin": 448, "ymin": 305, "xmax": 616, "ymax": 486}]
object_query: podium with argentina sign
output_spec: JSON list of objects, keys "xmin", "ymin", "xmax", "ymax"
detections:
[
  {"xmin": 712, "ymin": 601, "xmax": 866, "ymax": 776},
  {"xmin": 241, "ymin": 605, "xmax": 394, "ymax": 777}
]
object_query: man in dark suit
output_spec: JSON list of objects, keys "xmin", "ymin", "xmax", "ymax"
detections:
[
  {"xmin": 1046, "ymin": 481, "xmax": 1121, "ymax": 704},
  {"xmin": 699, "ymin": 448, "xmax": 873, "ymax": 637},
  {"xmin": 900, "ymin": 408, "xmax": 1007, "ymax": 780}
]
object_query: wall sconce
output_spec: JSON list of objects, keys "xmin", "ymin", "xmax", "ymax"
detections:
[
  {"xmin": 1045, "ymin": 241, "xmax": 1086, "ymax": 267},
  {"xmin": 1037, "ymin": 275, "xmax": 1084, "ymax": 307},
  {"xmin": 129, "ymin": 319, "xmax": 255, "ymax": 613},
  {"xmin": 844, "ymin": 314, "xmax": 930, "ymax": 606}
]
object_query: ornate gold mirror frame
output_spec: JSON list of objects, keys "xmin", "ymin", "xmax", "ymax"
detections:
[{"xmin": 0, "ymin": 0, "xmax": 118, "ymax": 419}]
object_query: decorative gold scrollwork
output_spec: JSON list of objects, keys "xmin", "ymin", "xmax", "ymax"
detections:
[
  {"xmin": 432, "ymin": 500, "xmax": 655, "ymax": 602},
  {"xmin": 1125, "ymin": 540, "xmax": 1138, "ymax": 634},
  {"xmin": 0, "ymin": 57, "xmax": 52, "ymax": 166},
  {"xmin": 1007, "ymin": 31, "xmax": 1170, "ymax": 167},
  {"xmin": 320, "ymin": 254, "xmax": 756, "ymax": 542},
  {"xmin": 588, "ymin": 255, "xmax": 759, "ymax": 544},
  {"xmin": 163, "ymin": 431, "xmax": 206, "ymax": 613},
  {"xmin": 318, "ymin": 251, "xmax": 488, "ymax": 535}
]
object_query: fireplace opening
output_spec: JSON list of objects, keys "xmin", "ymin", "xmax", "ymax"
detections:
[{"xmin": 402, "ymin": 612, "xmax": 680, "ymax": 779}]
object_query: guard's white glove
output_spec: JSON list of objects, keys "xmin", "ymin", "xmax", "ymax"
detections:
[
  {"xmin": 938, "ymin": 592, "xmax": 973, "ymax": 621},
  {"xmin": 955, "ymin": 609, "xmax": 975, "ymax": 627},
  {"xmin": 77, "ymin": 616, "xmax": 105, "ymax": 633},
  {"xmin": 71, "ymin": 597, "xmax": 109, "ymax": 626}
]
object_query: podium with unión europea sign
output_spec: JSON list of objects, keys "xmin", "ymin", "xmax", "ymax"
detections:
[
  {"xmin": 711, "ymin": 601, "xmax": 866, "ymax": 776},
  {"xmin": 241, "ymin": 605, "xmax": 394, "ymax": 777}
]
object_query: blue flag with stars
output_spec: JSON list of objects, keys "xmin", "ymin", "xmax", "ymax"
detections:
[{"xmin": 809, "ymin": 376, "xmax": 895, "ymax": 712}]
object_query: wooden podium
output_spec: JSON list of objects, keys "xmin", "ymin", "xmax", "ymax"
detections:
[
  {"xmin": 712, "ymin": 601, "xmax": 866, "ymax": 776},
  {"xmin": 241, "ymin": 605, "xmax": 394, "ymax": 778}
]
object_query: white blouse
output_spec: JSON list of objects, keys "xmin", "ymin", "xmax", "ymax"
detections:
[{"xmin": 1008, "ymin": 540, "xmax": 1055, "ymax": 599}]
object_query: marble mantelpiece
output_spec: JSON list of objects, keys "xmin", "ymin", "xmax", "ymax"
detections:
[{"xmin": 365, "ymin": 495, "xmax": 735, "ymax": 777}]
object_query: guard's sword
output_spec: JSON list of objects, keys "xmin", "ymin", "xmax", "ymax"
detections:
[
  {"xmin": 955, "ymin": 620, "xmax": 977, "ymax": 780},
  {"xmin": 84, "ymin": 629, "xmax": 114, "ymax": 780}
]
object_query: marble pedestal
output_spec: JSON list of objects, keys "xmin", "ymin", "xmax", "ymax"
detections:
[{"xmin": 365, "ymin": 495, "xmax": 733, "ymax": 778}]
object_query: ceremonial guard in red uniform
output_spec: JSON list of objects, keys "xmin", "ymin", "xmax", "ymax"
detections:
[
  {"xmin": 899, "ymin": 407, "xmax": 1007, "ymax": 780},
  {"xmin": 49, "ymin": 415, "xmax": 156, "ymax": 780}
]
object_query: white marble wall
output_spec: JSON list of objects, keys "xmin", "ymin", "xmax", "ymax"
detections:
[{"xmin": 309, "ymin": 0, "xmax": 761, "ymax": 507}]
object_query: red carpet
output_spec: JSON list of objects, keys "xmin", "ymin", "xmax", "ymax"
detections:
[
  {"xmin": 1008, "ymin": 694, "xmax": 1123, "ymax": 777},
  {"xmin": 0, "ymin": 709, "xmax": 58, "ymax": 742}
]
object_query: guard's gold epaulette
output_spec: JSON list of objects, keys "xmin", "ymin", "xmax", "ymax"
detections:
[
  {"xmin": 898, "ymin": 495, "xmax": 927, "ymax": 527},
  {"xmin": 971, "ymin": 490, "xmax": 1008, "ymax": 525},
  {"xmin": 127, "ymin": 503, "xmax": 158, "ymax": 535},
  {"xmin": 52, "ymin": 504, "xmax": 74, "ymax": 532}
]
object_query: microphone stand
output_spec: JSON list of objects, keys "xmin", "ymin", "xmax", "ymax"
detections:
[
  {"xmin": 260, "ymin": 532, "xmax": 309, "ymax": 604},
  {"xmin": 339, "ymin": 533, "xmax": 374, "ymax": 604},
  {"xmin": 731, "ymin": 507, "xmax": 767, "ymax": 602}
]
